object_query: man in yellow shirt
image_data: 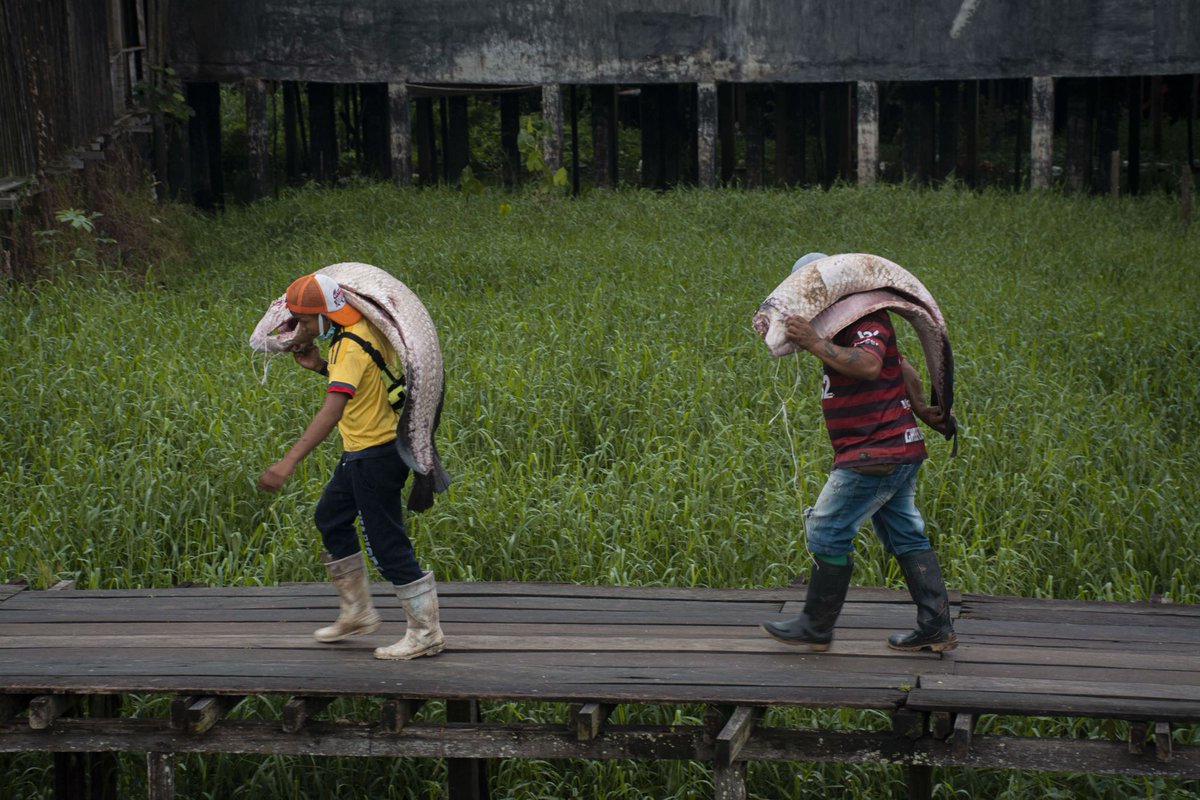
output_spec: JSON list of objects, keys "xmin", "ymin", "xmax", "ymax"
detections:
[{"xmin": 257, "ymin": 272, "xmax": 444, "ymax": 661}]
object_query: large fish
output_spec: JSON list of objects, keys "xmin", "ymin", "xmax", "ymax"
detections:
[
  {"xmin": 250, "ymin": 262, "xmax": 451, "ymax": 511},
  {"xmin": 753, "ymin": 253, "xmax": 958, "ymax": 446}
]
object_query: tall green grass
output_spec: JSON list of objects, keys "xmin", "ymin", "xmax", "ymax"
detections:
[{"xmin": 1, "ymin": 183, "xmax": 1198, "ymax": 798}]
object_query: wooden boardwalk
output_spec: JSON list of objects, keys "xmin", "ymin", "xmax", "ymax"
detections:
[{"xmin": 1, "ymin": 580, "xmax": 1198, "ymax": 798}]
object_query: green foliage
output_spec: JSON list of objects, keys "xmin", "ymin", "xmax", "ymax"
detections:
[
  {"xmin": 517, "ymin": 118, "xmax": 569, "ymax": 194},
  {"xmin": 134, "ymin": 66, "xmax": 195, "ymax": 127},
  {"xmin": 2, "ymin": 184, "xmax": 1198, "ymax": 798}
]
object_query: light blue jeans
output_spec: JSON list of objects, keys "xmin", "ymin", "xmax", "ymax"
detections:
[{"xmin": 804, "ymin": 463, "xmax": 930, "ymax": 558}]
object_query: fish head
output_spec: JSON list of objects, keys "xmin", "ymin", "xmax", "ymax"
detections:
[
  {"xmin": 249, "ymin": 296, "xmax": 313, "ymax": 353},
  {"xmin": 753, "ymin": 300, "xmax": 799, "ymax": 357}
]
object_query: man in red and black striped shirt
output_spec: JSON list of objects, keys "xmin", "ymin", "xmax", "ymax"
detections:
[{"xmin": 762, "ymin": 255, "xmax": 957, "ymax": 653}]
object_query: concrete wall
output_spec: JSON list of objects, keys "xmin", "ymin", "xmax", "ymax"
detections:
[{"xmin": 169, "ymin": 0, "xmax": 1200, "ymax": 85}]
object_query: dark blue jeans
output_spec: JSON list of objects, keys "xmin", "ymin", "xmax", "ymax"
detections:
[{"xmin": 314, "ymin": 443, "xmax": 424, "ymax": 586}]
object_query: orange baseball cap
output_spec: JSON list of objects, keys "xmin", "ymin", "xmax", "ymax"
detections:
[{"xmin": 285, "ymin": 273, "xmax": 362, "ymax": 326}]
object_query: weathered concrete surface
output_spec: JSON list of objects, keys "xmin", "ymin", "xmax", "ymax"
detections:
[{"xmin": 168, "ymin": 0, "xmax": 1200, "ymax": 84}]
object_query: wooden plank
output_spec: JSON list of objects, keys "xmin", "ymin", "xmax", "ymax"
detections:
[
  {"xmin": 712, "ymin": 760, "xmax": 746, "ymax": 800},
  {"xmin": 956, "ymin": 661, "xmax": 1200, "ymax": 687},
  {"xmin": 962, "ymin": 594, "xmax": 1200, "ymax": 618},
  {"xmin": 919, "ymin": 674, "xmax": 1200, "ymax": 703},
  {"xmin": 906, "ymin": 689, "xmax": 1200, "ymax": 722},
  {"xmin": 0, "ymin": 584, "xmax": 26, "ymax": 603},
  {"xmin": 1155, "ymin": 721, "xmax": 1172, "ymax": 762}
]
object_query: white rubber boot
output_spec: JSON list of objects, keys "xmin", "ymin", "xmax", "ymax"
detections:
[
  {"xmin": 373, "ymin": 572, "xmax": 446, "ymax": 660},
  {"xmin": 313, "ymin": 552, "xmax": 382, "ymax": 643}
]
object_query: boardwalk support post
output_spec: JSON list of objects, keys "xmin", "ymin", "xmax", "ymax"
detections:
[
  {"xmin": 1030, "ymin": 76, "xmax": 1054, "ymax": 189},
  {"xmin": 0, "ymin": 694, "xmax": 30, "ymax": 722},
  {"xmin": 715, "ymin": 706, "xmax": 762, "ymax": 766},
  {"xmin": 712, "ymin": 761, "xmax": 747, "ymax": 800},
  {"xmin": 570, "ymin": 702, "xmax": 615, "ymax": 741},
  {"xmin": 1155, "ymin": 722, "xmax": 1173, "ymax": 762},
  {"xmin": 447, "ymin": 700, "xmax": 489, "ymax": 800},
  {"xmin": 281, "ymin": 696, "xmax": 335, "ymax": 733},
  {"xmin": 697, "ymin": 82, "xmax": 718, "ymax": 189},
  {"xmin": 170, "ymin": 695, "xmax": 243, "ymax": 734},
  {"xmin": 1129, "ymin": 721, "xmax": 1148, "ymax": 754},
  {"xmin": 856, "ymin": 80, "xmax": 879, "ymax": 185},
  {"xmin": 952, "ymin": 713, "xmax": 975, "ymax": 757},
  {"xmin": 382, "ymin": 698, "xmax": 425, "ymax": 733},
  {"xmin": 931, "ymin": 712, "xmax": 954, "ymax": 740},
  {"xmin": 388, "ymin": 82, "xmax": 412, "ymax": 186},
  {"xmin": 29, "ymin": 694, "xmax": 78, "ymax": 729},
  {"xmin": 147, "ymin": 752, "xmax": 175, "ymax": 800}
]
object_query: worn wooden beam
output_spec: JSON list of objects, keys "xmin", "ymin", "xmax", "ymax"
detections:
[
  {"xmin": 570, "ymin": 702, "xmax": 615, "ymax": 741},
  {"xmin": 715, "ymin": 706, "xmax": 762, "ymax": 766},
  {"xmin": 501, "ymin": 91, "xmax": 522, "ymax": 187},
  {"xmin": 282, "ymin": 696, "xmax": 335, "ymax": 734},
  {"xmin": 381, "ymin": 698, "xmax": 425, "ymax": 734},
  {"xmin": 589, "ymin": 86, "xmax": 617, "ymax": 188},
  {"xmin": 29, "ymin": 694, "xmax": 79, "ymax": 729},
  {"xmin": 6, "ymin": 719, "xmax": 1200, "ymax": 777}
]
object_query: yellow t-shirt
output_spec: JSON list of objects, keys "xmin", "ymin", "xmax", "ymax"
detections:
[{"xmin": 326, "ymin": 319, "xmax": 400, "ymax": 452}]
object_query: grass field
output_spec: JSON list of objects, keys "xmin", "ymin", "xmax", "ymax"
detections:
[{"xmin": 2, "ymin": 183, "xmax": 1198, "ymax": 797}]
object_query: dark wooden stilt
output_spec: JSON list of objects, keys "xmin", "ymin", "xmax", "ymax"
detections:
[
  {"xmin": 88, "ymin": 695, "xmax": 120, "ymax": 800},
  {"xmin": 307, "ymin": 82, "xmax": 337, "ymax": 184},
  {"xmin": 718, "ymin": 83, "xmax": 735, "ymax": 183},
  {"xmin": 902, "ymin": 82, "xmax": 935, "ymax": 185},
  {"xmin": 446, "ymin": 95, "xmax": 470, "ymax": 185},
  {"xmin": 569, "ymin": 85, "xmax": 580, "ymax": 195},
  {"xmin": 415, "ymin": 96, "xmax": 437, "ymax": 186},
  {"xmin": 776, "ymin": 83, "xmax": 806, "ymax": 186},
  {"xmin": 936, "ymin": 80, "xmax": 959, "ymax": 182},
  {"xmin": 360, "ymin": 83, "xmax": 390, "ymax": 179},
  {"xmin": 186, "ymin": 81, "xmax": 222, "ymax": 209},
  {"xmin": 147, "ymin": 753, "xmax": 174, "ymax": 800},
  {"xmin": 1013, "ymin": 78, "xmax": 1025, "ymax": 190},
  {"xmin": 541, "ymin": 84, "xmax": 563, "ymax": 173},
  {"xmin": 283, "ymin": 82, "xmax": 301, "ymax": 182},
  {"xmin": 500, "ymin": 92, "xmax": 520, "ymax": 188},
  {"xmin": 743, "ymin": 85, "xmax": 765, "ymax": 187},
  {"xmin": 447, "ymin": 700, "xmax": 489, "ymax": 800},
  {"xmin": 1030, "ymin": 76, "xmax": 1054, "ymax": 190},
  {"xmin": 590, "ymin": 86, "xmax": 617, "ymax": 188},
  {"xmin": 244, "ymin": 78, "xmax": 270, "ymax": 198},
  {"xmin": 1094, "ymin": 77, "xmax": 1121, "ymax": 194},
  {"xmin": 962, "ymin": 80, "xmax": 979, "ymax": 188},
  {"xmin": 1063, "ymin": 78, "xmax": 1089, "ymax": 193},
  {"xmin": 639, "ymin": 85, "xmax": 663, "ymax": 189},
  {"xmin": 1129, "ymin": 77, "xmax": 1143, "ymax": 195}
]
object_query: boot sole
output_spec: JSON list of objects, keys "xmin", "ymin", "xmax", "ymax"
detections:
[
  {"xmin": 760, "ymin": 624, "xmax": 831, "ymax": 652},
  {"xmin": 374, "ymin": 641, "xmax": 446, "ymax": 661},
  {"xmin": 887, "ymin": 638, "xmax": 958, "ymax": 653},
  {"xmin": 313, "ymin": 620, "xmax": 382, "ymax": 644}
]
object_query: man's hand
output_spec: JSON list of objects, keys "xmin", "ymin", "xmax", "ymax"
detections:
[
  {"xmin": 912, "ymin": 401, "xmax": 949, "ymax": 435},
  {"xmin": 784, "ymin": 316, "xmax": 822, "ymax": 351},
  {"xmin": 257, "ymin": 460, "xmax": 295, "ymax": 493},
  {"xmin": 293, "ymin": 344, "xmax": 325, "ymax": 373}
]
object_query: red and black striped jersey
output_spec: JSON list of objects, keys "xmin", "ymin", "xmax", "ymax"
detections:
[{"xmin": 821, "ymin": 311, "xmax": 927, "ymax": 469}]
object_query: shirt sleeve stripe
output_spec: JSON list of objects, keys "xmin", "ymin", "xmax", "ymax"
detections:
[{"xmin": 327, "ymin": 382, "xmax": 356, "ymax": 397}]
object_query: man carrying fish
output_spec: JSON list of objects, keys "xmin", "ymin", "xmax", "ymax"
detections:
[
  {"xmin": 757, "ymin": 253, "xmax": 958, "ymax": 653},
  {"xmin": 256, "ymin": 271, "xmax": 445, "ymax": 661}
]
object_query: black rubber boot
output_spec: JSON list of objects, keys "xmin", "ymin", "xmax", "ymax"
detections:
[
  {"xmin": 761, "ymin": 555, "xmax": 854, "ymax": 651},
  {"xmin": 887, "ymin": 549, "xmax": 958, "ymax": 652}
]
